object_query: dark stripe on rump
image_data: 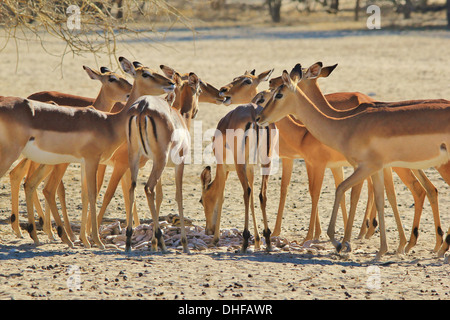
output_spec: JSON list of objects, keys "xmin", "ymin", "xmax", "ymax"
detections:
[{"xmin": 139, "ymin": 115, "xmax": 148, "ymax": 156}]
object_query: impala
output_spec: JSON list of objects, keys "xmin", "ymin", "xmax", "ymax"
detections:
[
  {"xmin": 121, "ymin": 58, "xmax": 200, "ymax": 253},
  {"xmin": 9, "ymin": 65, "xmax": 131, "ymax": 244},
  {"xmin": 218, "ymin": 69, "xmax": 273, "ymax": 106},
  {"xmin": 269, "ymin": 65, "xmax": 448, "ymax": 253},
  {"xmin": 200, "ymin": 103, "xmax": 278, "ymax": 252},
  {"xmin": 256, "ymin": 63, "xmax": 450, "ymax": 259},
  {"xmin": 160, "ymin": 65, "xmax": 225, "ymax": 105}
]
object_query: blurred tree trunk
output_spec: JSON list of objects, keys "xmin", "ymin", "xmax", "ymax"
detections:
[
  {"xmin": 267, "ymin": 0, "xmax": 282, "ymax": 23},
  {"xmin": 354, "ymin": 0, "xmax": 360, "ymax": 21},
  {"xmin": 211, "ymin": 0, "xmax": 226, "ymax": 10},
  {"xmin": 403, "ymin": 0, "xmax": 413, "ymax": 19},
  {"xmin": 330, "ymin": 0, "xmax": 339, "ymax": 12},
  {"xmin": 116, "ymin": 0, "xmax": 123, "ymax": 19},
  {"xmin": 447, "ymin": 0, "xmax": 450, "ymax": 28}
]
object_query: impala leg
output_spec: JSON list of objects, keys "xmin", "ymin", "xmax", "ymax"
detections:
[
  {"xmin": 125, "ymin": 116, "xmax": 141, "ymax": 253},
  {"xmin": 358, "ymin": 178, "xmax": 374, "ymax": 239},
  {"xmin": 79, "ymin": 165, "xmax": 91, "ymax": 248},
  {"xmin": 412, "ymin": 169, "xmax": 442, "ymax": 252},
  {"xmin": 383, "ymin": 167, "xmax": 407, "ymax": 254},
  {"xmin": 96, "ymin": 164, "xmax": 107, "ymax": 195},
  {"xmin": 42, "ymin": 172, "xmax": 57, "ymax": 242},
  {"xmin": 247, "ymin": 166, "xmax": 260, "ymax": 250},
  {"xmin": 125, "ymin": 163, "xmax": 139, "ymax": 252},
  {"xmin": 372, "ymin": 170, "xmax": 388, "ymax": 260},
  {"xmin": 143, "ymin": 155, "xmax": 168, "ymax": 253},
  {"xmin": 437, "ymin": 226, "xmax": 450, "ymax": 258},
  {"xmin": 56, "ymin": 179, "xmax": 74, "ymax": 240},
  {"xmin": 260, "ymin": 165, "xmax": 272, "ymax": 251},
  {"xmin": 97, "ymin": 162, "xmax": 127, "ymax": 226},
  {"xmin": 156, "ymin": 178, "xmax": 163, "ymax": 219},
  {"xmin": 235, "ymin": 163, "xmax": 251, "ymax": 253},
  {"xmin": 32, "ymin": 186, "xmax": 46, "ymax": 230},
  {"xmin": 365, "ymin": 194, "xmax": 378, "ymax": 239},
  {"xmin": 304, "ymin": 163, "xmax": 325, "ymax": 242},
  {"xmin": 328, "ymin": 165, "xmax": 375, "ymax": 253},
  {"xmin": 435, "ymin": 163, "xmax": 450, "ymax": 257},
  {"xmin": 23, "ymin": 164, "xmax": 53, "ymax": 246},
  {"xmin": 330, "ymin": 167, "xmax": 348, "ymax": 228},
  {"xmin": 26, "ymin": 161, "xmax": 47, "ymax": 231},
  {"xmin": 85, "ymin": 159, "xmax": 104, "ymax": 249},
  {"xmin": 9, "ymin": 158, "xmax": 31, "ymax": 238},
  {"xmin": 43, "ymin": 164, "xmax": 75, "ymax": 242},
  {"xmin": 272, "ymin": 158, "xmax": 293, "ymax": 237},
  {"xmin": 175, "ymin": 163, "xmax": 189, "ymax": 253},
  {"xmin": 394, "ymin": 168, "xmax": 427, "ymax": 253},
  {"xmin": 212, "ymin": 170, "xmax": 228, "ymax": 246},
  {"xmin": 0, "ymin": 146, "xmax": 25, "ymax": 234},
  {"xmin": 121, "ymin": 169, "xmax": 140, "ymax": 227},
  {"xmin": 341, "ymin": 181, "xmax": 364, "ymax": 252},
  {"xmin": 30, "ymin": 166, "xmax": 74, "ymax": 248}
]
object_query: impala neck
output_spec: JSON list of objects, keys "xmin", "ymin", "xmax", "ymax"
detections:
[
  {"xmin": 125, "ymin": 85, "xmax": 144, "ymax": 110},
  {"xmin": 298, "ymin": 80, "xmax": 339, "ymax": 115},
  {"xmin": 292, "ymin": 87, "xmax": 343, "ymax": 152},
  {"xmin": 206, "ymin": 166, "xmax": 227, "ymax": 200},
  {"xmin": 92, "ymin": 88, "xmax": 117, "ymax": 112}
]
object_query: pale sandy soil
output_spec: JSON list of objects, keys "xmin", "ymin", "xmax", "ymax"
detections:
[{"xmin": 0, "ymin": 25, "xmax": 450, "ymax": 301}]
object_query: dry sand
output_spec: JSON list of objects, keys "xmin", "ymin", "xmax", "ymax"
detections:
[{"xmin": 0, "ymin": 24, "xmax": 450, "ymax": 302}]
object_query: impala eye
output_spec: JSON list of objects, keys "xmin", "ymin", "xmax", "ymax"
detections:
[
  {"xmin": 142, "ymin": 72, "xmax": 151, "ymax": 78},
  {"xmin": 243, "ymin": 79, "xmax": 252, "ymax": 85},
  {"xmin": 275, "ymin": 93, "xmax": 283, "ymax": 99},
  {"xmin": 108, "ymin": 77, "xmax": 117, "ymax": 82}
]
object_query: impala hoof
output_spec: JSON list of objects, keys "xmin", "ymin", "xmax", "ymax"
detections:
[{"xmin": 343, "ymin": 242, "xmax": 352, "ymax": 253}]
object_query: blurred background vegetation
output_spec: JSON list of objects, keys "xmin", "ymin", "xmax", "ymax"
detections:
[{"xmin": 0, "ymin": 0, "xmax": 448, "ymax": 62}]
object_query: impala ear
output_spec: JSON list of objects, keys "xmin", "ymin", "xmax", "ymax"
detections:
[
  {"xmin": 160, "ymin": 65, "xmax": 176, "ymax": 79},
  {"xmin": 173, "ymin": 72, "xmax": 183, "ymax": 87},
  {"xmin": 257, "ymin": 69, "xmax": 274, "ymax": 82},
  {"xmin": 304, "ymin": 62, "xmax": 323, "ymax": 80},
  {"xmin": 100, "ymin": 66, "xmax": 111, "ymax": 74},
  {"xmin": 200, "ymin": 166, "xmax": 212, "ymax": 189},
  {"xmin": 245, "ymin": 69, "xmax": 256, "ymax": 76},
  {"xmin": 252, "ymin": 90, "xmax": 269, "ymax": 106},
  {"xmin": 289, "ymin": 63, "xmax": 303, "ymax": 84},
  {"xmin": 281, "ymin": 70, "xmax": 295, "ymax": 91},
  {"xmin": 319, "ymin": 63, "xmax": 338, "ymax": 78},
  {"xmin": 133, "ymin": 61, "xmax": 144, "ymax": 68},
  {"xmin": 119, "ymin": 57, "xmax": 136, "ymax": 77},
  {"xmin": 83, "ymin": 65, "xmax": 102, "ymax": 81},
  {"xmin": 188, "ymin": 72, "xmax": 200, "ymax": 89}
]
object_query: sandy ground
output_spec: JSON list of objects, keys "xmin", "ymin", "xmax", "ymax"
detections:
[{"xmin": 0, "ymin": 24, "xmax": 450, "ymax": 302}]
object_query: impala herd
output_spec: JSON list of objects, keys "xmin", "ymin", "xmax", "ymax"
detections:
[{"xmin": 1, "ymin": 57, "xmax": 449, "ymax": 261}]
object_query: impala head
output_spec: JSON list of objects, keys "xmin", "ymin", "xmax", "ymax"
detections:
[
  {"xmin": 251, "ymin": 89, "xmax": 273, "ymax": 108},
  {"xmin": 256, "ymin": 64, "xmax": 303, "ymax": 127},
  {"xmin": 269, "ymin": 63, "xmax": 338, "ymax": 90},
  {"xmin": 119, "ymin": 57, "xmax": 175, "ymax": 98},
  {"xmin": 172, "ymin": 71, "xmax": 201, "ymax": 119},
  {"xmin": 199, "ymin": 166, "xmax": 216, "ymax": 235},
  {"xmin": 83, "ymin": 65, "xmax": 132, "ymax": 103},
  {"xmin": 219, "ymin": 68, "xmax": 274, "ymax": 106},
  {"xmin": 160, "ymin": 64, "xmax": 224, "ymax": 105}
]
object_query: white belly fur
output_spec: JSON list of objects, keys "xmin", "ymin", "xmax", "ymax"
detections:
[
  {"xmin": 387, "ymin": 149, "xmax": 449, "ymax": 169},
  {"xmin": 22, "ymin": 140, "xmax": 82, "ymax": 165}
]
